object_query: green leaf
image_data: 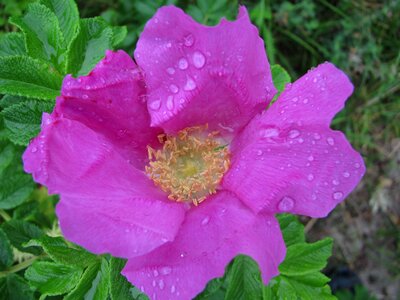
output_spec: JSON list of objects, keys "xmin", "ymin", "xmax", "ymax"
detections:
[
  {"xmin": 110, "ymin": 257, "xmax": 148, "ymax": 300},
  {"xmin": 224, "ymin": 255, "xmax": 263, "ymax": 300},
  {"xmin": 10, "ymin": 3, "xmax": 66, "ymax": 72},
  {"xmin": 1, "ymin": 220, "xmax": 44, "ymax": 255},
  {"xmin": 2, "ymin": 99, "xmax": 54, "ymax": 146},
  {"xmin": 67, "ymin": 17, "xmax": 113, "ymax": 76},
  {"xmin": 0, "ymin": 33, "xmax": 26, "ymax": 57},
  {"xmin": 279, "ymin": 238, "xmax": 333, "ymax": 276},
  {"xmin": 25, "ymin": 261, "xmax": 82, "ymax": 298},
  {"xmin": 65, "ymin": 258, "xmax": 110, "ymax": 300},
  {"xmin": 0, "ymin": 228, "xmax": 13, "ymax": 271},
  {"xmin": 277, "ymin": 214, "xmax": 305, "ymax": 247},
  {"xmin": 195, "ymin": 278, "xmax": 225, "ymax": 300},
  {"xmin": 0, "ymin": 274, "xmax": 34, "ymax": 300},
  {"xmin": 0, "ymin": 56, "xmax": 62, "ymax": 100},
  {"xmin": 111, "ymin": 26, "xmax": 128, "ymax": 47},
  {"xmin": 40, "ymin": 0, "xmax": 80, "ymax": 47},
  {"xmin": 0, "ymin": 142, "xmax": 35, "ymax": 209},
  {"xmin": 271, "ymin": 64, "xmax": 291, "ymax": 102},
  {"xmin": 25, "ymin": 235, "xmax": 97, "ymax": 268},
  {"xmin": 0, "ymin": 95, "xmax": 27, "ymax": 109}
]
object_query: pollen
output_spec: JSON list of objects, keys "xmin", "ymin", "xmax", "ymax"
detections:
[{"xmin": 145, "ymin": 126, "xmax": 230, "ymax": 206}]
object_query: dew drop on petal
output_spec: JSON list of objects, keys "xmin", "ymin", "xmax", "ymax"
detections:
[
  {"xmin": 260, "ymin": 127, "xmax": 279, "ymax": 138},
  {"xmin": 171, "ymin": 285, "xmax": 176, "ymax": 294},
  {"xmin": 192, "ymin": 51, "xmax": 206, "ymax": 69},
  {"xmin": 354, "ymin": 162, "xmax": 361, "ymax": 169},
  {"xmin": 333, "ymin": 192, "xmax": 343, "ymax": 200},
  {"xmin": 153, "ymin": 270, "xmax": 159, "ymax": 277},
  {"xmin": 152, "ymin": 280, "xmax": 156, "ymax": 287},
  {"xmin": 343, "ymin": 171, "xmax": 350, "ymax": 178},
  {"xmin": 150, "ymin": 99, "xmax": 161, "ymax": 110},
  {"xmin": 257, "ymin": 150, "xmax": 263, "ymax": 156},
  {"xmin": 178, "ymin": 58, "xmax": 188, "ymax": 70},
  {"xmin": 307, "ymin": 174, "xmax": 314, "ymax": 181},
  {"xmin": 307, "ymin": 155, "xmax": 314, "ymax": 161},
  {"xmin": 31, "ymin": 146, "xmax": 38, "ymax": 153},
  {"xmin": 160, "ymin": 266, "xmax": 172, "ymax": 275},
  {"xmin": 289, "ymin": 129, "xmax": 300, "ymax": 139},
  {"xmin": 278, "ymin": 196, "xmax": 295, "ymax": 212},
  {"xmin": 169, "ymin": 84, "xmax": 179, "ymax": 94},
  {"xmin": 158, "ymin": 279, "xmax": 165, "ymax": 290},
  {"xmin": 313, "ymin": 133, "xmax": 321, "ymax": 140},
  {"xmin": 166, "ymin": 96, "xmax": 174, "ymax": 110},
  {"xmin": 292, "ymin": 97, "xmax": 298, "ymax": 102},
  {"xmin": 183, "ymin": 76, "xmax": 196, "ymax": 91},
  {"xmin": 327, "ymin": 137, "xmax": 335, "ymax": 145},
  {"xmin": 166, "ymin": 67, "xmax": 175, "ymax": 75},
  {"xmin": 332, "ymin": 179, "xmax": 340, "ymax": 186},
  {"xmin": 201, "ymin": 216, "xmax": 210, "ymax": 226},
  {"xmin": 183, "ymin": 34, "xmax": 194, "ymax": 47},
  {"xmin": 303, "ymin": 98, "xmax": 309, "ymax": 104}
]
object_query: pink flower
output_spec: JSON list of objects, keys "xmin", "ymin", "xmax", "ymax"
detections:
[{"xmin": 23, "ymin": 6, "xmax": 365, "ymax": 300}]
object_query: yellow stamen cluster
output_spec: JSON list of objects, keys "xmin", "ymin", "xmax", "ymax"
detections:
[{"xmin": 146, "ymin": 126, "xmax": 230, "ymax": 205}]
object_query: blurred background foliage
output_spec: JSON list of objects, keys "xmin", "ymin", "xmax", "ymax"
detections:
[{"xmin": 0, "ymin": 0, "xmax": 399, "ymax": 299}]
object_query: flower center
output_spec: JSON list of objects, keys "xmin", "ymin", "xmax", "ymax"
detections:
[{"xmin": 146, "ymin": 126, "xmax": 230, "ymax": 205}]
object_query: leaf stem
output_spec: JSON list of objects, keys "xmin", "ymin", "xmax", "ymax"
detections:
[
  {"xmin": 0, "ymin": 209, "xmax": 11, "ymax": 222},
  {"xmin": 0, "ymin": 254, "xmax": 44, "ymax": 278}
]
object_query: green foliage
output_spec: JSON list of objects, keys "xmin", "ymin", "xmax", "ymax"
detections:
[
  {"xmin": 0, "ymin": 273, "xmax": 34, "ymax": 300},
  {"xmin": 66, "ymin": 17, "xmax": 114, "ymax": 76},
  {"xmin": 335, "ymin": 285, "xmax": 377, "ymax": 300},
  {"xmin": 0, "ymin": 33, "xmax": 27, "ymax": 57},
  {"xmin": 0, "ymin": 229, "xmax": 13, "ymax": 270},
  {"xmin": 2, "ymin": 99, "xmax": 54, "ymax": 146},
  {"xmin": 271, "ymin": 64, "xmax": 291, "ymax": 103}
]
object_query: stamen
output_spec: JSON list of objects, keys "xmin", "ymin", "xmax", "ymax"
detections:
[{"xmin": 145, "ymin": 125, "xmax": 230, "ymax": 205}]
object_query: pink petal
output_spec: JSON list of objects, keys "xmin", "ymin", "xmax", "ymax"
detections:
[
  {"xmin": 223, "ymin": 63, "xmax": 365, "ymax": 217},
  {"xmin": 24, "ymin": 116, "xmax": 185, "ymax": 257},
  {"xmin": 122, "ymin": 191, "xmax": 285, "ymax": 300},
  {"xmin": 135, "ymin": 6, "xmax": 276, "ymax": 135},
  {"xmin": 57, "ymin": 50, "xmax": 161, "ymax": 168}
]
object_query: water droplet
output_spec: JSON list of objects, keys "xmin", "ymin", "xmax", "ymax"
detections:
[
  {"xmin": 166, "ymin": 96, "xmax": 174, "ymax": 110},
  {"xmin": 313, "ymin": 133, "xmax": 321, "ymax": 140},
  {"xmin": 237, "ymin": 55, "xmax": 243, "ymax": 62},
  {"xmin": 201, "ymin": 216, "xmax": 210, "ymax": 226},
  {"xmin": 169, "ymin": 84, "xmax": 179, "ymax": 94},
  {"xmin": 332, "ymin": 179, "xmax": 339, "ymax": 186},
  {"xmin": 183, "ymin": 76, "xmax": 196, "ymax": 91},
  {"xmin": 153, "ymin": 270, "xmax": 159, "ymax": 277},
  {"xmin": 298, "ymin": 138, "xmax": 304, "ymax": 143},
  {"xmin": 154, "ymin": 18, "xmax": 159, "ymax": 24},
  {"xmin": 183, "ymin": 34, "xmax": 194, "ymax": 47},
  {"xmin": 289, "ymin": 129, "xmax": 300, "ymax": 139},
  {"xmin": 166, "ymin": 42, "xmax": 172, "ymax": 48},
  {"xmin": 158, "ymin": 279, "xmax": 165, "ymax": 290},
  {"xmin": 343, "ymin": 171, "xmax": 350, "ymax": 178},
  {"xmin": 180, "ymin": 252, "xmax": 187, "ymax": 258},
  {"xmin": 82, "ymin": 94, "xmax": 89, "ymax": 99},
  {"xmin": 260, "ymin": 127, "xmax": 279, "ymax": 138},
  {"xmin": 292, "ymin": 97, "xmax": 298, "ymax": 102},
  {"xmin": 313, "ymin": 77, "xmax": 318, "ymax": 83},
  {"xmin": 278, "ymin": 196, "xmax": 295, "ymax": 212},
  {"xmin": 257, "ymin": 150, "xmax": 263, "ymax": 156},
  {"xmin": 307, "ymin": 155, "xmax": 314, "ymax": 162},
  {"xmin": 307, "ymin": 174, "xmax": 314, "ymax": 181},
  {"xmin": 31, "ymin": 146, "xmax": 38, "ymax": 153},
  {"xmin": 192, "ymin": 51, "xmax": 206, "ymax": 69},
  {"xmin": 160, "ymin": 266, "xmax": 172, "ymax": 275},
  {"xmin": 170, "ymin": 285, "xmax": 176, "ymax": 294},
  {"xmin": 303, "ymin": 98, "xmax": 309, "ymax": 104},
  {"xmin": 152, "ymin": 280, "xmax": 156, "ymax": 287},
  {"xmin": 333, "ymin": 192, "xmax": 343, "ymax": 200},
  {"xmin": 354, "ymin": 162, "xmax": 361, "ymax": 169},
  {"xmin": 166, "ymin": 67, "xmax": 175, "ymax": 75},
  {"xmin": 327, "ymin": 137, "xmax": 335, "ymax": 145},
  {"xmin": 150, "ymin": 99, "xmax": 161, "ymax": 110},
  {"xmin": 178, "ymin": 58, "xmax": 188, "ymax": 70},
  {"xmin": 312, "ymin": 194, "xmax": 317, "ymax": 200}
]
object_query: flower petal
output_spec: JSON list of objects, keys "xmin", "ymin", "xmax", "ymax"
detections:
[
  {"xmin": 56, "ymin": 195, "xmax": 185, "ymax": 258},
  {"xmin": 122, "ymin": 191, "xmax": 285, "ymax": 300},
  {"xmin": 24, "ymin": 116, "xmax": 185, "ymax": 256},
  {"xmin": 222, "ymin": 63, "xmax": 365, "ymax": 217},
  {"xmin": 135, "ymin": 6, "xmax": 276, "ymax": 135},
  {"xmin": 58, "ymin": 50, "xmax": 161, "ymax": 168}
]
